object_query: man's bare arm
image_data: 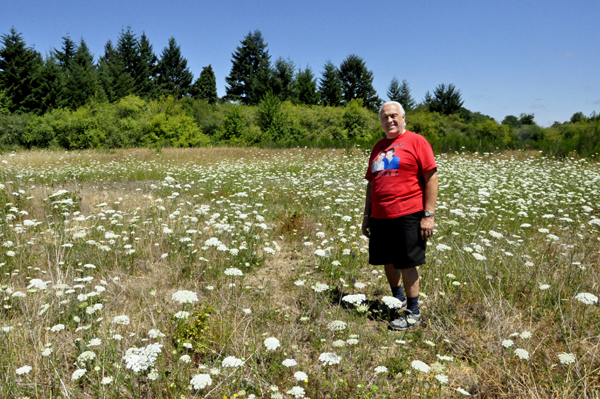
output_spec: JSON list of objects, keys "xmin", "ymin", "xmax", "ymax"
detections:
[
  {"xmin": 362, "ymin": 181, "xmax": 372, "ymax": 238},
  {"xmin": 420, "ymin": 169, "xmax": 438, "ymax": 239}
]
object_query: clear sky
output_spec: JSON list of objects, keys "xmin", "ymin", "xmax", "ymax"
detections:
[{"xmin": 2, "ymin": 0, "xmax": 599, "ymax": 126}]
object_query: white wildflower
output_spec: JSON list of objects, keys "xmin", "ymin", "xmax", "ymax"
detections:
[
  {"xmin": 264, "ymin": 337, "xmax": 280, "ymax": 351},
  {"xmin": 190, "ymin": 374, "xmax": 212, "ymax": 390}
]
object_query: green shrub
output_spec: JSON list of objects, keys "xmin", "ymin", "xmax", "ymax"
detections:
[{"xmin": 149, "ymin": 113, "xmax": 209, "ymax": 148}]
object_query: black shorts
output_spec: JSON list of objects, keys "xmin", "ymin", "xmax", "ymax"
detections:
[{"xmin": 368, "ymin": 211, "xmax": 427, "ymax": 269}]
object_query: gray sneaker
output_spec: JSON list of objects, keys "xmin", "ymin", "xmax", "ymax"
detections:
[{"xmin": 389, "ymin": 310, "xmax": 423, "ymax": 331}]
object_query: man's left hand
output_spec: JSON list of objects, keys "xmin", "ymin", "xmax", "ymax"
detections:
[{"xmin": 420, "ymin": 216, "xmax": 434, "ymax": 240}]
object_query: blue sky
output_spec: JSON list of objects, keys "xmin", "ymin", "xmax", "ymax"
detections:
[{"xmin": 2, "ymin": 0, "xmax": 599, "ymax": 126}]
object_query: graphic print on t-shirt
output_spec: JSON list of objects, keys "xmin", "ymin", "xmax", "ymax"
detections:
[{"xmin": 371, "ymin": 144, "xmax": 404, "ymax": 175}]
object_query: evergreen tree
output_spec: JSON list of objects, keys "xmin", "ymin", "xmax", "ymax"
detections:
[
  {"xmin": 190, "ymin": 64, "xmax": 217, "ymax": 104},
  {"xmin": 0, "ymin": 28, "xmax": 43, "ymax": 113},
  {"xmin": 225, "ymin": 30, "xmax": 272, "ymax": 104},
  {"xmin": 387, "ymin": 77, "xmax": 416, "ymax": 111},
  {"xmin": 53, "ymin": 35, "xmax": 76, "ymax": 70},
  {"xmin": 36, "ymin": 56, "xmax": 62, "ymax": 112},
  {"xmin": 271, "ymin": 57, "xmax": 295, "ymax": 101},
  {"xmin": 156, "ymin": 37, "xmax": 193, "ymax": 98},
  {"xmin": 319, "ymin": 60, "xmax": 342, "ymax": 106},
  {"xmin": 338, "ymin": 54, "xmax": 380, "ymax": 110},
  {"xmin": 61, "ymin": 38, "xmax": 98, "ymax": 109},
  {"xmin": 387, "ymin": 77, "xmax": 401, "ymax": 102},
  {"xmin": 424, "ymin": 83, "xmax": 464, "ymax": 115},
  {"xmin": 294, "ymin": 66, "xmax": 319, "ymax": 105},
  {"xmin": 137, "ymin": 32, "xmax": 158, "ymax": 97},
  {"xmin": 397, "ymin": 79, "xmax": 416, "ymax": 111},
  {"xmin": 97, "ymin": 39, "xmax": 134, "ymax": 102},
  {"xmin": 116, "ymin": 27, "xmax": 140, "ymax": 82}
]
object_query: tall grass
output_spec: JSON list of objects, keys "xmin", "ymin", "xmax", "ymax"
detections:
[{"xmin": 0, "ymin": 148, "xmax": 598, "ymax": 398}]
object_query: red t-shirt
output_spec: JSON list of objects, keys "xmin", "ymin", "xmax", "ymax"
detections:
[{"xmin": 365, "ymin": 131, "xmax": 437, "ymax": 219}]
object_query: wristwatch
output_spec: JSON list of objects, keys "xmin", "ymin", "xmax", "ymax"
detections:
[{"xmin": 424, "ymin": 211, "xmax": 435, "ymax": 217}]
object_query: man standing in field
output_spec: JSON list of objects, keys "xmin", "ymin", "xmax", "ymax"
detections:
[{"xmin": 362, "ymin": 101, "xmax": 438, "ymax": 330}]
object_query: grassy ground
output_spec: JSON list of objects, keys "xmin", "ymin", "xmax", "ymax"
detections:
[{"xmin": 0, "ymin": 148, "xmax": 599, "ymax": 398}]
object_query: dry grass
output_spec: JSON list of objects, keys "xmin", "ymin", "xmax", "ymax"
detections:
[{"xmin": 0, "ymin": 148, "xmax": 599, "ymax": 398}]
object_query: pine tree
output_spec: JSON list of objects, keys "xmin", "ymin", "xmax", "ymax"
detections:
[
  {"xmin": 397, "ymin": 79, "xmax": 415, "ymax": 111},
  {"xmin": 294, "ymin": 66, "xmax": 319, "ymax": 105},
  {"xmin": 190, "ymin": 64, "xmax": 217, "ymax": 104},
  {"xmin": 271, "ymin": 57, "xmax": 295, "ymax": 101},
  {"xmin": 424, "ymin": 83, "xmax": 463, "ymax": 115},
  {"xmin": 338, "ymin": 54, "xmax": 380, "ymax": 110},
  {"xmin": 61, "ymin": 38, "xmax": 98, "ymax": 109},
  {"xmin": 156, "ymin": 37, "xmax": 193, "ymax": 98},
  {"xmin": 36, "ymin": 56, "xmax": 62, "ymax": 113},
  {"xmin": 97, "ymin": 39, "xmax": 134, "ymax": 102},
  {"xmin": 0, "ymin": 28, "xmax": 43, "ymax": 113},
  {"xmin": 225, "ymin": 30, "xmax": 272, "ymax": 105},
  {"xmin": 137, "ymin": 32, "xmax": 158, "ymax": 97},
  {"xmin": 53, "ymin": 35, "xmax": 76, "ymax": 70},
  {"xmin": 319, "ymin": 60, "xmax": 342, "ymax": 106},
  {"xmin": 388, "ymin": 77, "xmax": 415, "ymax": 111},
  {"xmin": 387, "ymin": 77, "xmax": 401, "ymax": 102}
]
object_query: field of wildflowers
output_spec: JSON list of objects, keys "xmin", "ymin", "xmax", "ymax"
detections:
[{"xmin": 1, "ymin": 148, "xmax": 599, "ymax": 398}]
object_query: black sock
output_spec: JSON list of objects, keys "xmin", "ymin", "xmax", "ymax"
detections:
[
  {"xmin": 390, "ymin": 285, "xmax": 406, "ymax": 302},
  {"xmin": 407, "ymin": 296, "xmax": 420, "ymax": 314}
]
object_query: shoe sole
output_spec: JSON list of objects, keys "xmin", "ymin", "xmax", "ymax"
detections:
[{"xmin": 389, "ymin": 318, "xmax": 423, "ymax": 331}]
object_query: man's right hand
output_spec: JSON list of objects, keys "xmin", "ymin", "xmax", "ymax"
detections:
[{"xmin": 361, "ymin": 216, "xmax": 370, "ymax": 238}]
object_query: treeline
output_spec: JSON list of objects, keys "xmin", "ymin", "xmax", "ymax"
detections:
[
  {"xmin": 1, "ymin": 93, "xmax": 599, "ymax": 156},
  {"xmin": 0, "ymin": 27, "xmax": 599, "ymax": 156}
]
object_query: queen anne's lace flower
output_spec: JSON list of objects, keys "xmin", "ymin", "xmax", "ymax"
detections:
[
  {"xmin": 287, "ymin": 386, "xmax": 306, "ymax": 398},
  {"xmin": 294, "ymin": 371, "xmax": 308, "ymax": 381},
  {"xmin": 221, "ymin": 356, "xmax": 244, "ymax": 368},
  {"xmin": 72, "ymin": 368, "xmax": 86, "ymax": 381},
  {"xmin": 411, "ymin": 360, "xmax": 430, "ymax": 373},
  {"xmin": 327, "ymin": 320, "xmax": 347, "ymax": 331},
  {"xmin": 16, "ymin": 365, "xmax": 32, "ymax": 375},
  {"xmin": 574, "ymin": 292, "xmax": 598, "ymax": 305},
  {"xmin": 282, "ymin": 359, "xmax": 297, "ymax": 367},
  {"xmin": 381, "ymin": 296, "xmax": 404, "ymax": 309},
  {"xmin": 311, "ymin": 283, "xmax": 329, "ymax": 293},
  {"xmin": 123, "ymin": 343, "xmax": 163, "ymax": 372},
  {"xmin": 224, "ymin": 268, "xmax": 243, "ymax": 276},
  {"xmin": 374, "ymin": 366, "xmax": 388, "ymax": 373},
  {"xmin": 171, "ymin": 290, "xmax": 198, "ymax": 304},
  {"xmin": 341, "ymin": 294, "xmax": 366, "ymax": 306},
  {"xmin": 190, "ymin": 374, "xmax": 212, "ymax": 390},
  {"xmin": 112, "ymin": 315, "xmax": 130, "ymax": 325},
  {"xmin": 558, "ymin": 352, "xmax": 576, "ymax": 365},
  {"xmin": 264, "ymin": 337, "xmax": 280, "ymax": 350},
  {"xmin": 318, "ymin": 352, "xmax": 340, "ymax": 366},
  {"xmin": 514, "ymin": 348, "xmax": 529, "ymax": 360}
]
